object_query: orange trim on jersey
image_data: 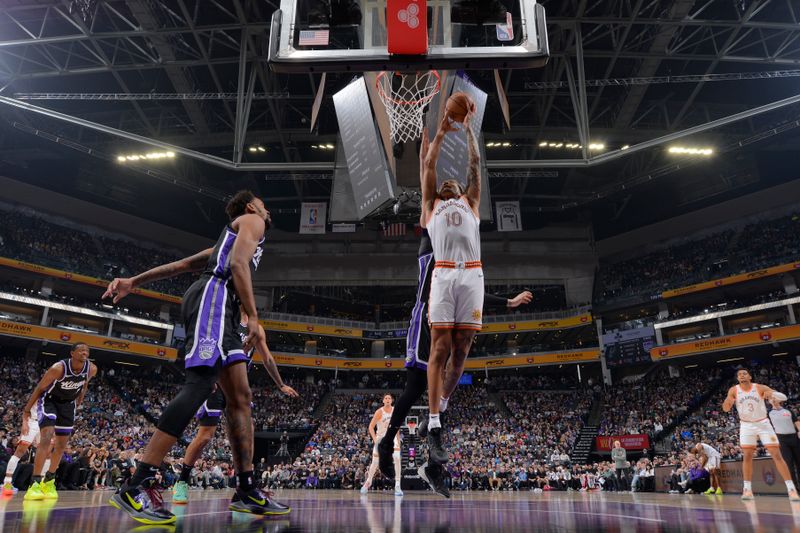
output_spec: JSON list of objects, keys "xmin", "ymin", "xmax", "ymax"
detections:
[
  {"xmin": 434, "ymin": 260, "xmax": 482, "ymax": 269},
  {"xmin": 740, "ymin": 445, "xmax": 757, "ymax": 449}
]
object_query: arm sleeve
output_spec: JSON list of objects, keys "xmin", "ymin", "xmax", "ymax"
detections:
[
  {"xmin": 772, "ymin": 391, "xmax": 788, "ymax": 402},
  {"xmin": 484, "ymin": 293, "xmax": 508, "ymax": 309}
]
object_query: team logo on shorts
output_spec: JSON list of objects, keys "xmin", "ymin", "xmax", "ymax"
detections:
[
  {"xmin": 199, "ymin": 337, "xmax": 217, "ymax": 360},
  {"xmin": 472, "ymin": 309, "xmax": 482, "ymax": 321}
]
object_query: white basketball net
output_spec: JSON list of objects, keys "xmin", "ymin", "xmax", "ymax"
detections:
[{"xmin": 376, "ymin": 71, "xmax": 441, "ymax": 144}]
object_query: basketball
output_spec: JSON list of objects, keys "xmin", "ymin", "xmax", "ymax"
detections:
[{"xmin": 446, "ymin": 92, "xmax": 474, "ymax": 123}]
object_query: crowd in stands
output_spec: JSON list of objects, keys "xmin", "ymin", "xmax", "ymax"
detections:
[
  {"xmin": 3, "ymin": 345, "xmax": 800, "ymax": 495},
  {"xmin": 596, "ymin": 212, "xmax": 800, "ymax": 304},
  {"xmin": 0, "ymin": 207, "xmax": 192, "ymax": 297},
  {"xmin": 598, "ymin": 367, "xmax": 723, "ymax": 438}
]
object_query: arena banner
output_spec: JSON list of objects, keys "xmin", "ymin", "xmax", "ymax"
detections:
[
  {"xmin": 662, "ymin": 260, "xmax": 800, "ymax": 299},
  {"xmin": 480, "ymin": 313, "xmax": 593, "ymax": 334},
  {"xmin": 655, "ymin": 457, "xmax": 784, "ymax": 494},
  {"xmin": 0, "ymin": 256, "xmax": 181, "ymax": 304},
  {"xmin": 462, "ymin": 349, "xmax": 601, "ymax": 370},
  {"xmin": 255, "ymin": 349, "xmax": 600, "ymax": 370},
  {"xmin": 650, "ymin": 324, "xmax": 800, "ymax": 360},
  {"xmin": 0, "ymin": 318, "xmax": 177, "ymax": 360},
  {"xmin": 595, "ymin": 435, "xmax": 650, "ymax": 451},
  {"xmin": 260, "ymin": 319, "xmax": 363, "ymax": 338}
]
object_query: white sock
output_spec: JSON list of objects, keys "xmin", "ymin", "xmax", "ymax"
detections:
[
  {"xmin": 428, "ymin": 414, "xmax": 441, "ymax": 430},
  {"xmin": 786, "ymin": 480, "xmax": 796, "ymax": 492},
  {"xmin": 42, "ymin": 459, "xmax": 51, "ymax": 477},
  {"xmin": 4, "ymin": 456, "xmax": 20, "ymax": 483},
  {"xmin": 439, "ymin": 397, "xmax": 449, "ymax": 413},
  {"xmin": 743, "ymin": 481, "xmax": 752, "ymax": 491}
]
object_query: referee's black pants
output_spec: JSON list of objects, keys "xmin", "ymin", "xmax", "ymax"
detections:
[{"xmin": 777, "ymin": 433, "xmax": 800, "ymax": 487}]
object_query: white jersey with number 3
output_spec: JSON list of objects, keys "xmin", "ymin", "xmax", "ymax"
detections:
[
  {"xmin": 736, "ymin": 384, "xmax": 768, "ymax": 422},
  {"xmin": 428, "ymin": 197, "xmax": 481, "ymax": 263}
]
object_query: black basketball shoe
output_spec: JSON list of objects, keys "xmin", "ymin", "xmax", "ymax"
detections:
[
  {"xmin": 109, "ymin": 479, "xmax": 176, "ymax": 525},
  {"xmin": 229, "ymin": 488, "xmax": 291, "ymax": 516},
  {"xmin": 377, "ymin": 437, "xmax": 395, "ymax": 480},
  {"xmin": 427, "ymin": 427, "xmax": 449, "ymax": 464},
  {"xmin": 418, "ymin": 462, "xmax": 450, "ymax": 499}
]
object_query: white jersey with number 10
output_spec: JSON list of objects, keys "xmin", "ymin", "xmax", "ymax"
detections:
[{"xmin": 428, "ymin": 197, "xmax": 481, "ymax": 263}]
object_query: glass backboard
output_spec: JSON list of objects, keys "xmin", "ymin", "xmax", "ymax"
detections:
[{"xmin": 268, "ymin": 0, "xmax": 549, "ymax": 73}]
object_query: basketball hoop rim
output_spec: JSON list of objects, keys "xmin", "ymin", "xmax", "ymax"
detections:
[{"xmin": 376, "ymin": 70, "xmax": 441, "ymax": 106}]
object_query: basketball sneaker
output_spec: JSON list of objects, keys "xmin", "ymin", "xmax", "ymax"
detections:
[
  {"xmin": 715, "ymin": 488, "xmax": 723, "ymax": 495},
  {"xmin": 427, "ymin": 427, "xmax": 449, "ymax": 464},
  {"xmin": 109, "ymin": 480, "xmax": 176, "ymax": 525},
  {"xmin": 172, "ymin": 481, "xmax": 189, "ymax": 505},
  {"xmin": 789, "ymin": 489, "xmax": 800, "ymax": 502},
  {"xmin": 418, "ymin": 462, "xmax": 450, "ymax": 499},
  {"xmin": 2, "ymin": 482, "xmax": 16, "ymax": 496},
  {"xmin": 394, "ymin": 484, "xmax": 404, "ymax": 497},
  {"xmin": 377, "ymin": 437, "xmax": 395, "ymax": 480},
  {"xmin": 704, "ymin": 487, "xmax": 715, "ymax": 495},
  {"xmin": 23, "ymin": 482, "xmax": 44, "ymax": 501},
  {"xmin": 360, "ymin": 485, "xmax": 369, "ymax": 494},
  {"xmin": 41, "ymin": 479, "xmax": 58, "ymax": 500},
  {"xmin": 741, "ymin": 488, "xmax": 754, "ymax": 500},
  {"xmin": 228, "ymin": 488, "xmax": 290, "ymax": 515}
]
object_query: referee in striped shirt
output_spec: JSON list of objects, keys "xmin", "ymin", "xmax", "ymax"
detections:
[{"xmin": 769, "ymin": 398, "xmax": 800, "ymax": 487}]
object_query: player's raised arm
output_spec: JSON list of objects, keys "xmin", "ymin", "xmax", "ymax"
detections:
[
  {"xmin": 758, "ymin": 383, "xmax": 787, "ymax": 402},
  {"xmin": 422, "ymin": 117, "xmax": 457, "ymax": 219},
  {"xmin": 463, "ymin": 111, "xmax": 482, "ymax": 212},
  {"xmin": 102, "ymin": 247, "xmax": 213, "ymax": 303}
]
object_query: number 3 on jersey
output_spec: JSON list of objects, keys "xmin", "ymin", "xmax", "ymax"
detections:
[{"xmin": 445, "ymin": 212, "xmax": 462, "ymax": 227}]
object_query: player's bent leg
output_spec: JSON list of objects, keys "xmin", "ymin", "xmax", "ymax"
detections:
[
  {"xmin": 111, "ymin": 366, "xmax": 216, "ymax": 524},
  {"xmin": 174, "ymin": 425, "xmax": 217, "ymax": 504},
  {"xmin": 426, "ymin": 330, "xmax": 453, "ymax": 465}
]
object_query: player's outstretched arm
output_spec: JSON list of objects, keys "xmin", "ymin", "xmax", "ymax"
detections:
[
  {"xmin": 21, "ymin": 363, "xmax": 63, "ymax": 435},
  {"xmin": 759, "ymin": 384, "xmax": 787, "ymax": 402},
  {"xmin": 102, "ymin": 247, "xmax": 213, "ymax": 303},
  {"xmin": 255, "ymin": 325, "xmax": 299, "ymax": 398},
  {"xmin": 463, "ymin": 113, "xmax": 482, "ymax": 211},
  {"xmin": 483, "ymin": 290, "xmax": 532, "ymax": 310},
  {"xmin": 722, "ymin": 386, "xmax": 737, "ymax": 412}
]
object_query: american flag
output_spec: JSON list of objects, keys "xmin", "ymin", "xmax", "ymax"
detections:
[
  {"xmin": 298, "ymin": 30, "xmax": 330, "ymax": 46},
  {"xmin": 382, "ymin": 222, "xmax": 407, "ymax": 237}
]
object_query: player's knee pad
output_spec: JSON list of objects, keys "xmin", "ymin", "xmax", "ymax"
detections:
[{"xmin": 157, "ymin": 367, "xmax": 218, "ymax": 438}]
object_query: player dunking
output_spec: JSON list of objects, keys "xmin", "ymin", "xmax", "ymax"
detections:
[
  {"xmin": 361, "ymin": 394, "xmax": 403, "ymax": 496},
  {"xmin": 693, "ymin": 442, "xmax": 722, "ymax": 495},
  {"xmin": 722, "ymin": 368, "xmax": 800, "ymax": 500},
  {"xmin": 172, "ymin": 309, "xmax": 298, "ymax": 504},
  {"xmin": 420, "ymin": 96, "xmax": 483, "ymax": 466},
  {"xmin": 103, "ymin": 190, "xmax": 288, "ymax": 524},
  {"xmin": 20, "ymin": 343, "xmax": 97, "ymax": 501},
  {"xmin": 376, "ymin": 130, "xmax": 531, "ymax": 497}
]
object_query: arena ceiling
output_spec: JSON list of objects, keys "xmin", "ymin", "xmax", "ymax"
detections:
[{"xmin": 0, "ymin": 0, "xmax": 799, "ymax": 238}]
